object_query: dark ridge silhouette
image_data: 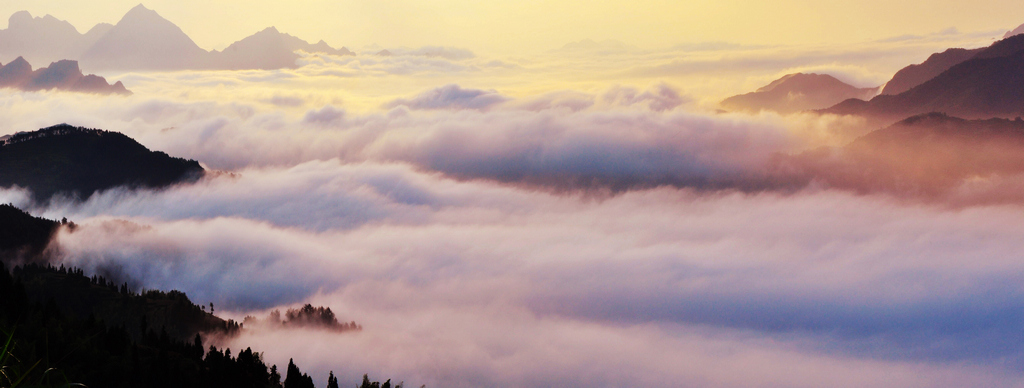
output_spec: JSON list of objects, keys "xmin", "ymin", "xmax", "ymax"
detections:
[
  {"xmin": 0, "ymin": 260, "xmax": 402, "ymax": 388},
  {"xmin": 0, "ymin": 203, "xmax": 62, "ymax": 264},
  {"xmin": 880, "ymin": 47, "xmax": 982, "ymax": 95},
  {"xmin": 775, "ymin": 112, "xmax": 1024, "ymax": 197},
  {"xmin": 16, "ymin": 263, "xmax": 238, "ymax": 342},
  {"xmin": 0, "ymin": 124, "xmax": 203, "ymax": 202},
  {"xmin": 720, "ymin": 73, "xmax": 879, "ymax": 114},
  {"xmin": 0, "ymin": 5, "xmax": 355, "ymax": 72},
  {"xmin": 823, "ymin": 34, "xmax": 1024, "ymax": 124}
]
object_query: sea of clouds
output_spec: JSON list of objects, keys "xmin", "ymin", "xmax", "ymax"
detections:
[{"xmin": 2, "ymin": 34, "xmax": 1023, "ymax": 387}]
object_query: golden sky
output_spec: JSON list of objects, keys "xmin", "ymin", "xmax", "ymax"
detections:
[{"xmin": 0, "ymin": 0, "xmax": 1020, "ymax": 55}]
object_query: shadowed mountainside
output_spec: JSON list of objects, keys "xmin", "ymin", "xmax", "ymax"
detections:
[
  {"xmin": 0, "ymin": 56, "xmax": 130, "ymax": 94},
  {"xmin": 0, "ymin": 124, "xmax": 203, "ymax": 202},
  {"xmin": 720, "ymin": 73, "xmax": 879, "ymax": 114},
  {"xmin": 824, "ymin": 34, "xmax": 1024, "ymax": 124},
  {"xmin": 880, "ymin": 47, "xmax": 982, "ymax": 95},
  {"xmin": 0, "ymin": 5, "xmax": 353, "ymax": 72},
  {"xmin": 0, "ymin": 204, "xmax": 387, "ymax": 388},
  {"xmin": 0, "ymin": 260, "xmax": 387, "ymax": 388},
  {"xmin": 0, "ymin": 204, "xmax": 61, "ymax": 264}
]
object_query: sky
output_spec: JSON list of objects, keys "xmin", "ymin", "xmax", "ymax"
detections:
[
  {"xmin": 0, "ymin": 0, "xmax": 1021, "ymax": 54},
  {"xmin": 3, "ymin": 1, "xmax": 1024, "ymax": 387}
]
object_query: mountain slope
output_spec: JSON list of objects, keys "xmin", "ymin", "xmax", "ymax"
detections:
[
  {"xmin": 0, "ymin": 11, "xmax": 83, "ymax": 65},
  {"xmin": 721, "ymin": 73, "xmax": 879, "ymax": 114},
  {"xmin": 0, "ymin": 204, "xmax": 60, "ymax": 263},
  {"xmin": 80, "ymin": 4, "xmax": 208, "ymax": 71},
  {"xmin": 880, "ymin": 47, "xmax": 982, "ymax": 95},
  {"xmin": 213, "ymin": 26, "xmax": 353, "ymax": 70},
  {"xmin": 824, "ymin": 34, "xmax": 1024, "ymax": 123},
  {"xmin": 0, "ymin": 124, "xmax": 203, "ymax": 202}
]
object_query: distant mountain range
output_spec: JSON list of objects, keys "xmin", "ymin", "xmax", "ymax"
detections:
[
  {"xmin": 721, "ymin": 24, "xmax": 1024, "ymax": 119},
  {"xmin": 0, "ymin": 56, "xmax": 129, "ymax": 94},
  {"xmin": 823, "ymin": 34, "xmax": 1024, "ymax": 123},
  {"xmin": 0, "ymin": 4, "xmax": 354, "ymax": 72},
  {"xmin": 720, "ymin": 73, "xmax": 879, "ymax": 114},
  {"xmin": 0, "ymin": 124, "xmax": 203, "ymax": 202}
]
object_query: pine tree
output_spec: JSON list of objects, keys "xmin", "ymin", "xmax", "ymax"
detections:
[
  {"xmin": 270, "ymin": 365, "xmax": 282, "ymax": 388},
  {"xmin": 285, "ymin": 358, "xmax": 316, "ymax": 388},
  {"xmin": 327, "ymin": 371, "xmax": 339, "ymax": 388}
]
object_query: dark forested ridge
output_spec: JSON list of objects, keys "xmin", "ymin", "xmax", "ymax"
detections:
[
  {"xmin": 0, "ymin": 203, "xmax": 61, "ymax": 263},
  {"xmin": 0, "ymin": 262, "xmax": 399, "ymax": 388},
  {"xmin": 0, "ymin": 124, "xmax": 204, "ymax": 202},
  {"xmin": 0, "ymin": 205, "xmax": 399, "ymax": 388}
]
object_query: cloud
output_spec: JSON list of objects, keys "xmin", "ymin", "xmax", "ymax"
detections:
[
  {"xmin": 600, "ymin": 83, "xmax": 689, "ymax": 111},
  {"xmin": 0, "ymin": 87, "xmax": 806, "ymax": 194},
  {"xmin": 552, "ymin": 39, "xmax": 638, "ymax": 55},
  {"xmin": 40, "ymin": 161, "xmax": 441, "ymax": 232},
  {"xmin": 303, "ymin": 105, "xmax": 346, "ymax": 125},
  {"xmin": 267, "ymin": 95, "xmax": 305, "ymax": 107},
  {"xmin": 39, "ymin": 178, "xmax": 1024, "ymax": 386},
  {"xmin": 365, "ymin": 109, "xmax": 797, "ymax": 192},
  {"xmin": 388, "ymin": 46, "xmax": 476, "ymax": 60},
  {"xmin": 7, "ymin": 31, "xmax": 1024, "ymax": 388},
  {"xmin": 509, "ymin": 90, "xmax": 595, "ymax": 112},
  {"xmin": 384, "ymin": 84, "xmax": 509, "ymax": 111}
]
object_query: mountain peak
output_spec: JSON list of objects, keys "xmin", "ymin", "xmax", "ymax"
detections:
[
  {"xmin": 8, "ymin": 56, "xmax": 29, "ymax": 67},
  {"xmin": 756, "ymin": 73, "xmax": 847, "ymax": 92},
  {"xmin": 120, "ymin": 3, "xmax": 161, "ymax": 23},
  {"xmin": 81, "ymin": 3, "xmax": 208, "ymax": 71},
  {"xmin": 8, "ymin": 10, "xmax": 32, "ymax": 27},
  {"xmin": 722, "ymin": 72, "xmax": 879, "ymax": 114}
]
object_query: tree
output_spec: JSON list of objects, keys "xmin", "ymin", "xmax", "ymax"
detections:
[
  {"xmin": 285, "ymin": 358, "xmax": 315, "ymax": 388},
  {"xmin": 270, "ymin": 365, "xmax": 282, "ymax": 388},
  {"xmin": 327, "ymin": 371, "xmax": 339, "ymax": 388}
]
